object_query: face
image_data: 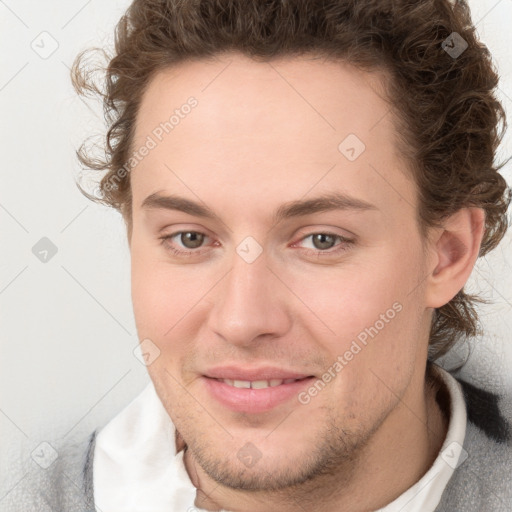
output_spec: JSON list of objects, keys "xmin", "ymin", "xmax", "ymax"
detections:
[{"xmin": 129, "ymin": 52, "xmax": 434, "ymax": 492}]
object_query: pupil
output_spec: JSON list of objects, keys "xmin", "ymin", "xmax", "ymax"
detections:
[
  {"xmin": 182, "ymin": 232, "xmax": 203, "ymax": 249},
  {"xmin": 314, "ymin": 234, "xmax": 334, "ymax": 250}
]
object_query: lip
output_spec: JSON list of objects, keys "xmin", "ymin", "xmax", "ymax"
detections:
[
  {"xmin": 202, "ymin": 372, "xmax": 315, "ymax": 414},
  {"xmin": 204, "ymin": 365, "xmax": 312, "ymax": 381}
]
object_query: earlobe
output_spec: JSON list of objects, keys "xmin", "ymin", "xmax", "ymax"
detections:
[{"xmin": 425, "ymin": 208, "xmax": 485, "ymax": 308}]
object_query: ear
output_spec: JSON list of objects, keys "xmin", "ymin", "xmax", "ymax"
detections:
[{"xmin": 425, "ymin": 208, "xmax": 485, "ymax": 308}]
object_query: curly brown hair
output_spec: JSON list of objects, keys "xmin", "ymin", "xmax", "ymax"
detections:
[{"xmin": 71, "ymin": 0, "xmax": 510, "ymax": 361}]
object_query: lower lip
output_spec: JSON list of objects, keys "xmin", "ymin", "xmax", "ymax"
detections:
[{"xmin": 203, "ymin": 376, "xmax": 315, "ymax": 413}]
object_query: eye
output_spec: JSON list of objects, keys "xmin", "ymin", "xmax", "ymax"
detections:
[
  {"xmin": 294, "ymin": 232, "xmax": 353, "ymax": 256},
  {"xmin": 173, "ymin": 231, "xmax": 205, "ymax": 249},
  {"xmin": 159, "ymin": 231, "xmax": 211, "ymax": 256},
  {"xmin": 302, "ymin": 233, "xmax": 338, "ymax": 250},
  {"xmin": 159, "ymin": 230, "xmax": 354, "ymax": 259}
]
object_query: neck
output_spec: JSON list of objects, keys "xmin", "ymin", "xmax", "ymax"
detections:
[{"xmin": 183, "ymin": 364, "xmax": 449, "ymax": 512}]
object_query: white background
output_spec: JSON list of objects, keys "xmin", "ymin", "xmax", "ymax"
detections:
[{"xmin": 1, "ymin": 0, "xmax": 511, "ymax": 502}]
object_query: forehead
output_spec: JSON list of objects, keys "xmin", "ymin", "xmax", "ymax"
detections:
[
  {"xmin": 131, "ymin": 52, "xmax": 416, "ymax": 221},
  {"xmin": 135, "ymin": 52, "xmax": 393, "ymax": 146}
]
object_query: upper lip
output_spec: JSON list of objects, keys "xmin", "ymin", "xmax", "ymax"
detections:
[{"xmin": 204, "ymin": 366, "xmax": 313, "ymax": 381}]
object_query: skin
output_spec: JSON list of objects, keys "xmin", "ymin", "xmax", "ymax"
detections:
[{"xmin": 128, "ymin": 52, "xmax": 485, "ymax": 511}]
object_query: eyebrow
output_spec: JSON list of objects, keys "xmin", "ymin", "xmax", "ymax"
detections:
[{"xmin": 141, "ymin": 191, "xmax": 378, "ymax": 224}]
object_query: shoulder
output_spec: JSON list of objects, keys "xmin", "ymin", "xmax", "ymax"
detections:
[
  {"xmin": 459, "ymin": 378, "xmax": 511, "ymax": 443},
  {"xmin": 2, "ymin": 431, "xmax": 97, "ymax": 512},
  {"xmin": 436, "ymin": 377, "xmax": 512, "ymax": 512}
]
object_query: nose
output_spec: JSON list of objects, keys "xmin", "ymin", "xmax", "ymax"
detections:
[{"xmin": 206, "ymin": 247, "xmax": 292, "ymax": 348}]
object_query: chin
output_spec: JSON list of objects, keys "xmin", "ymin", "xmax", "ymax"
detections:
[{"xmin": 182, "ymin": 412, "xmax": 364, "ymax": 493}]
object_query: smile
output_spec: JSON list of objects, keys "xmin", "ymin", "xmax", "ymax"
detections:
[
  {"xmin": 203, "ymin": 375, "xmax": 315, "ymax": 413},
  {"xmin": 216, "ymin": 378, "xmax": 304, "ymax": 389}
]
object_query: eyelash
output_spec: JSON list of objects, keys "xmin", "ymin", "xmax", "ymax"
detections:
[{"xmin": 159, "ymin": 231, "xmax": 353, "ymax": 258}]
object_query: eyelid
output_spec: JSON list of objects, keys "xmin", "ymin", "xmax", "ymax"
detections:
[
  {"xmin": 160, "ymin": 228, "xmax": 354, "ymax": 257},
  {"xmin": 291, "ymin": 231, "xmax": 353, "ymax": 252},
  {"xmin": 293, "ymin": 225, "xmax": 356, "ymax": 240},
  {"xmin": 160, "ymin": 230, "xmax": 215, "ymax": 255},
  {"xmin": 168, "ymin": 230, "xmax": 211, "ymax": 246}
]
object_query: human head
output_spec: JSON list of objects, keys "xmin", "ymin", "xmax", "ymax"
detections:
[
  {"xmin": 72, "ymin": 0, "xmax": 510, "ymax": 360},
  {"xmin": 70, "ymin": 2, "xmax": 512, "ymax": 506}
]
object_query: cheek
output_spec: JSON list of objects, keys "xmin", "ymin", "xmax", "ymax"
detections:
[
  {"xmin": 131, "ymin": 256, "xmax": 204, "ymax": 395},
  {"xmin": 130, "ymin": 240, "xmax": 215, "ymax": 346},
  {"xmin": 330, "ymin": 269, "xmax": 425, "ymax": 407},
  {"xmin": 131, "ymin": 256, "xmax": 167, "ymax": 336},
  {"xmin": 131, "ymin": 238, "xmax": 180, "ymax": 338},
  {"xmin": 279, "ymin": 255, "xmax": 415, "ymax": 343},
  {"xmin": 283, "ymin": 247, "xmax": 424, "ymax": 381}
]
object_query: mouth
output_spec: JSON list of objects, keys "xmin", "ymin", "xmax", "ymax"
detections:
[
  {"xmin": 202, "ymin": 373, "xmax": 316, "ymax": 414},
  {"xmin": 214, "ymin": 377, "xmax": 311, "ymax": 389}
]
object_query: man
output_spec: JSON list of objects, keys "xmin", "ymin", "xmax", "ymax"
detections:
[{"xmin": 9, "ymin": 0, "xmax": 511, "ymax": 510}]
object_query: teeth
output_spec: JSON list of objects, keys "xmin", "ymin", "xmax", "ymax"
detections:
[
  {"xmin": 220, "ymin": 378, "xmax": 298, "ymax": 389},
  {"xmin": 252, "ymin": 380, "xmax": 274, "ymax": 389},
  {"xmin": 233, "ymin": 380, "xmax": 251, "ymax": 389}
]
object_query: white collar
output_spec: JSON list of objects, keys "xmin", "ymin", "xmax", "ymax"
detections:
[
  {"xmin": 93, "ymin": 365, "xmax": 466, "ymax": 512},
  {"xmin": 376, "ymin": 364, "xmax": 467, "ymax": 511}
]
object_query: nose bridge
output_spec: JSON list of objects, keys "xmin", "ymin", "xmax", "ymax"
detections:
[{"xmin": 208, "ymin": 245, "xmax": 289, "ymax": 345}]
